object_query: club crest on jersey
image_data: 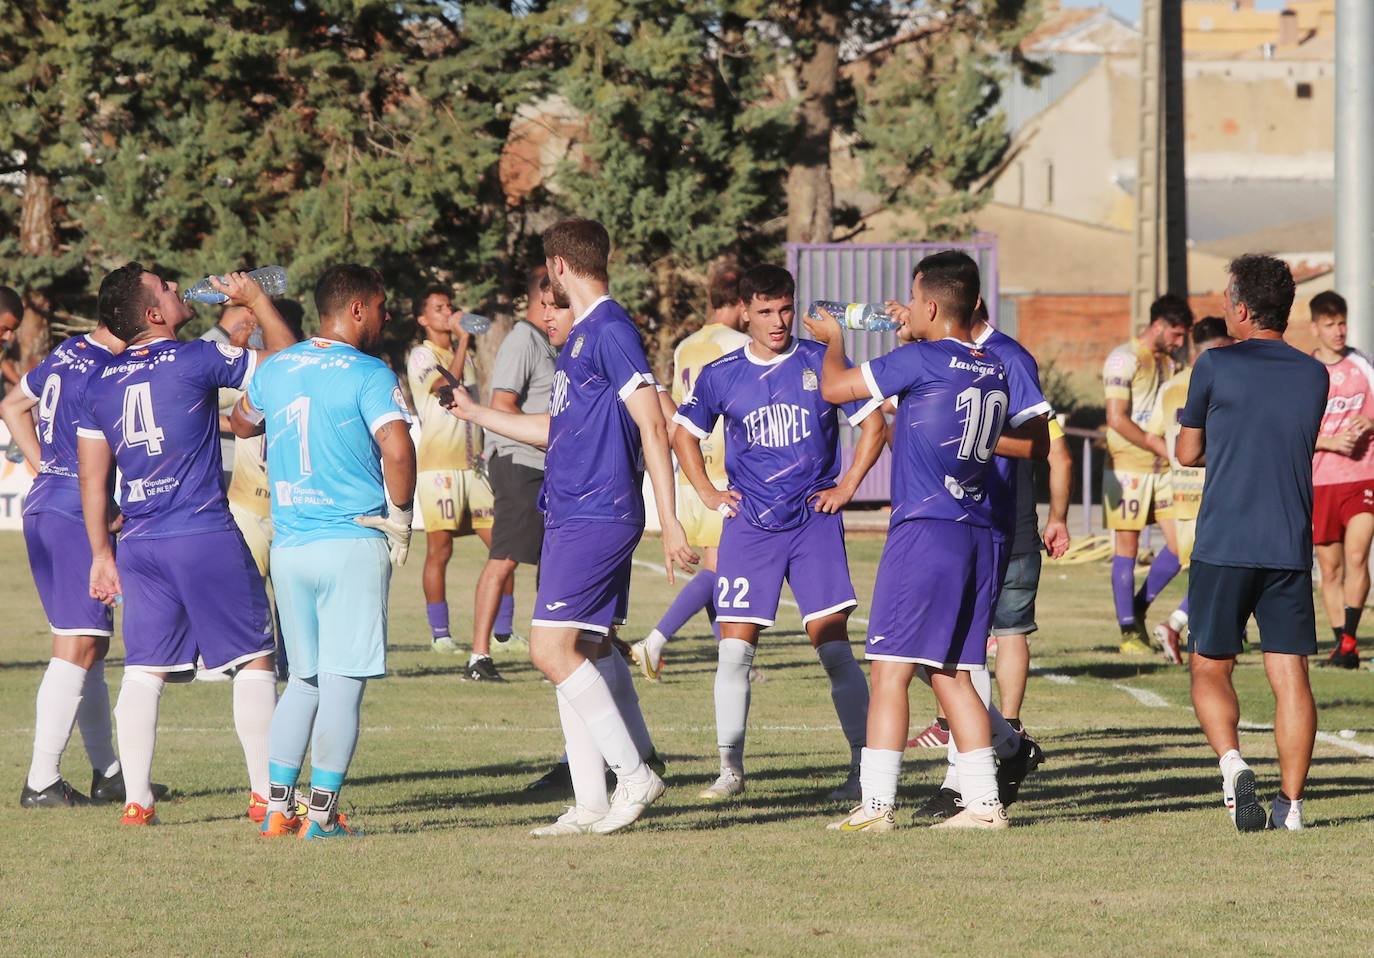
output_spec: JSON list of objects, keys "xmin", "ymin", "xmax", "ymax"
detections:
[
  {"xmin": 1333, "ymin": 371, "xmax": 1346, "ymax": 386},
  {"xmin": 571, "ymin": 335, "xmax": 585, "ymax": 358},
  {"xmin": 802, "ymin": 368, "xmax": 818, "ymax": 391},
  {"xmin": 215, "ymin": 342, "xmax": 244, "ymax": 360},
  {"xmin": 133, "ymin": 348, "xmax": 149, "ymax": 357}
]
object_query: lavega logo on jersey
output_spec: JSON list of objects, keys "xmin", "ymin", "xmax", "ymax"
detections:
[
  {"xmin": 549, "ymin": 370, "xmax": 570, "ymax": 417},
  {"xmin": 742, "ymin": 403, "xmax": 812, "ymax": 448}
]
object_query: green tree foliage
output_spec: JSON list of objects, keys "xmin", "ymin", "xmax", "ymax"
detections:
[{"xmin": 538, "ymin": 0, "xmax": 791, "ymax": 376}]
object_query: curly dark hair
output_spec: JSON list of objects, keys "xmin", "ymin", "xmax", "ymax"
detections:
[
  {"xmin": 739, "ymin": 264, "xmax": 794, "ymax": 305},
  {"xmin": 1227, "ymin": 255, "xmax": 1295, "ymax": 333}
]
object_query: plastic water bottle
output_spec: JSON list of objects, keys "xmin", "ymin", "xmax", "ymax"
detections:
[
  {"xmin": 182, "ymin": 265, "xmax": 288, "ymax": 305},
  {"xmin": 808, "ymin": 300, "xmax": 900, "ymax": 332},
  {"xmin": 458, "ymin": 312, "xmax": 491, "ymax": 335}
]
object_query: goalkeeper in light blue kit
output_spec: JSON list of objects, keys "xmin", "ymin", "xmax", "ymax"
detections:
[{"xmin": 232, "ymin": 264, "xmax": 415, "ymax": 839}]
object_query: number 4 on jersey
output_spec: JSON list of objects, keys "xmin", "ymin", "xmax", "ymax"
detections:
[{"xmin": 122, "ymin": 382, "xmax": 165, "ymax": 455}]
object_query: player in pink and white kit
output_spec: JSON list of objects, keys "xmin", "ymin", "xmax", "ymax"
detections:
[{"xmin": 1309, "ymin": 291, "xmax": 1374, "ymax": 668}]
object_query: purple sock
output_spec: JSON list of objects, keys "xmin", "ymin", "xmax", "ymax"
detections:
[
  {"xmin": 1112, "ymin": 555, "xmax": 1136, "ymax": 626},
  {"xmin": 426, "ymin": 602, "xmax": 450, "ymax": 639},
  {"xmin": 494, "ymin": 593, "xmax": 515, "ymax": 636},
  {"xmin": 655, "ymin": 569, "xmax": 717, "ymax": 639},
  {"xmin": 1136, "ymin": 547, "xmax": 1181, "ymax": 608},
  {"xmin": 707, "ymin": 600, "xmax": 721, "ymax": 641},
  {"xmin": 1179, "ymin": 595, "xmax": 1189, "ymax": 615}
]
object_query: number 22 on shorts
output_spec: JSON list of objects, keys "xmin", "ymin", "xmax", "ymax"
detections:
[{"xmin": 717, "ymin": 576, "xmax": 750, "ymax": 609}]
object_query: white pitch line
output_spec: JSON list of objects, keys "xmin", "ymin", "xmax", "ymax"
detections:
[
  {"xmin": 1112, "ymin": 683, "xmax": 1171, "ymax": 708},
  {"xmin": 631, "ymin": 558, "xmax": 871, "ymax": 627}
]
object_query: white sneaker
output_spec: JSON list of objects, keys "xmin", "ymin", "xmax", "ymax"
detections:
[
  {"xmin": 1225, "ymin": 765, "xmax": 1266, "ymax": 832},
  {"xmin": 431, "ymin": 635, "xmax": 460, "ymax": 654},
  {"xmin": 827, "ymin": 766, "xmax": 861, "ymax": 802},
  {"xmin": 529, "ymin": 805, "xmax": 603, "ymax": 838},
  {"xmin": 591, "ymin": 770, "xmax": 666, "ymax": 833},
  {"xmin": 1270, "ymin": 793, "xmax": 1304, "ymax": 831},
  {"xmin": 827, "ymin": 803, "xmax": 895, "ymax": 832},
  {"xmin": 932, "ymin": 804, "xmax": 1010, "ymax": 830},
  {"xmin": 697, "ymin": 769, "xmax": 745, "ymax": 800},
  {"xmin": 630, "ymin": 639, "xmax": 662, "ymax": 683}
]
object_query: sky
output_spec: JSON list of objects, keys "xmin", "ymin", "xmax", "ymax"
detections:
[{"xmin": 1060, "ymin": 0, "xmax": 1289, "ymax": 26}]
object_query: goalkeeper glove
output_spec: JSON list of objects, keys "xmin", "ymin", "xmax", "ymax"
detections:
[{"xmin": 354, "ymin": 498, "xmax": 414, "ymax": 566}]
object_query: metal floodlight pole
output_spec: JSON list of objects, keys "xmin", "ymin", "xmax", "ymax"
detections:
[
  {"xmin": 1132, "ymin": 0, "xmax": 1188, "ymax": 330},
  {"xmin": 1336, "ymin": 0, "xmax": 1374, "ymax": 351}
]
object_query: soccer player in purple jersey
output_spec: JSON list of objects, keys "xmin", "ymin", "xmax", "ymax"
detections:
[
  {"xmin": 1, "ymin": 319, "xmax": 164, "ymax": 808},
  {"xmin": 810, "ymin": 250, "xmax": 1035, "ymax": 831},
  {"xmin": 446, "ymin": 219, "xmax": 697, "ymax": 835},
  {"xmin": 672, "ymin": 264, "xmax": 884, "ymax": 801},
  {"xmin": 77, "ymin": 263, "xmax": 297, "ymax": 826}
]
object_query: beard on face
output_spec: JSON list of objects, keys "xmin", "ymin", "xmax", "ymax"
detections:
[{"xmin": 550, "ymin": 274, "xmax": 571, "ymax": 309}]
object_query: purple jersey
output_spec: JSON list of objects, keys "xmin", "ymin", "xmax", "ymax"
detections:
[
  {"xmin": 78, "ymin": 338, "xmax": 255, "ymax": 539},
  {"xmin": 541, "ymin": 297, "xmax": 657, "ymax": 528},
  {"xmin": 675, "ymin": 338, "xmax": 879, "ymax": 532},
  {"xmin": 20, "ymin": 334, "xmax": 116, "ymax": 519},
  {"xmin": 975, "ymin": 326, "xmax": 1051, "ymax": 541},
  {"xmin": 861, "ymin": 338, "xmax": 1010, "ymax": 529}
]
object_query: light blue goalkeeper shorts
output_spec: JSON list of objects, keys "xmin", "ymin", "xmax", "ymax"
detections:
[{"xmin": 271, "ymin": 537, "xmax": 392, "ymax": 679}]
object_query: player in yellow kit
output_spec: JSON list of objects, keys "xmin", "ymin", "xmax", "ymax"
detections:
[
  {"xmin": 406, "ymin": 287, "xmax": 512, "ymax": 682},
  {"xmin": 630, "ymin": 269, "xmax": 749, "ymax": 681},
  {"xmin": 1102, "ymin": 295, "xmax": 1192, "ymax": 654},
  {"xmin": 1148, "ymin": 317, "xmax": 1233, "ymax": 664}
]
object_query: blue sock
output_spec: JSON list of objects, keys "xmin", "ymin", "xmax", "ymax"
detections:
[
  {"xmin": 426, "ymin": 602, "xmax": 450, "ymax": 640},
  {"xmin": 655, "ymin": 569, "xmax": 716, "ymax": 640},
  {"xmin": 1112, "ymin": 555, "xmax": 1136, "ymax": 627},
  {"xmin": 1136, "ymin": 547, "xmax": 1181, "ymax": 608},
  {"xmin": 267, "ymin": 676, "xmax": 319, "ymax": 813},
  {"xmin": 495, "ymin": 593, "xmax": 515, "ymax": 636},
  {"xmin": 308, "ymin": 673, "xmax": 367, "ymax": 823}
]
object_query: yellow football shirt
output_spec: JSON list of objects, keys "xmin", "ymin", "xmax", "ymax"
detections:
[
  {"xmin": 673, "ymin": 323, "xmax": 749, "ymax": 487},
  {"xmin": 1103, "ymin": 338, "xmax": 1176, "ymax": 473},
  {"xmin": 407, "ymin": 340, "xmax": 481, "ymax": 473},
  {"xmin": 1147, "ymin": 367, "xmax": 1203, "ymax": 520}
]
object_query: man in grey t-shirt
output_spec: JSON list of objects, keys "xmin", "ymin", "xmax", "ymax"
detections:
[{"xmin": 469, "ymin": 267, "xmax": 558, "ymax": 660}]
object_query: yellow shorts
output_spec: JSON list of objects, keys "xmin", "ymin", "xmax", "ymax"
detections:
[
  {"xmin": 229, "ymin": 502, "xmax": 274, "ymax": 579},
  {"xmin": 1103, "ymin": 467, "xmax": 1174, "ymax": 531},
  {"xmin": 418, "ymin": 469, "xmax": 494, "ymax": 534},
  {"xmin": 677, "ymin": 485, "xmax": 725, "ymax": 549},
  {"xmin": 1175, "ymin": 515, "xmax": 1196, "ymax": 568}
]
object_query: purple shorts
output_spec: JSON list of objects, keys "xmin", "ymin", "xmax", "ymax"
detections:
[
  {"xmin": 715, "ymin": 509, "xmax": 857, "ymax": 628},
  {"xmin": 866, "ymin": 519, "xmax": 1001, "ymax": 670},
  {"xmin": 532, "ymin": 520, "xmax": 641, "ymax": 635},
  {"xmin": 24, "ymin": 512, "xmax": 114, "ymax": 637},
  {"xmin": 118, "ymin": 529, "xmax": 274, "ymax": 673}
]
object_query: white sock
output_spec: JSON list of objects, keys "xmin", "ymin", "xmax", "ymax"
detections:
[
  {"xmin": 644, "ymin": 628, "xmax": 668, "ymax": 667},
  {"xmin": 77, "ymin": 661, "xmax": 119, "ymax": 777},
  {"xmin": 955, "ymin": 746, "xmax": 1000, "ymax": 814},
  {"xmin": 859, "ymin": 747, "xmax": 901, "ymax": 814},
  {"xmin": 1219, "ymin": 748, "xmax": 1247, "ymax": 812},
  {"xmin": 941, "ymin": 736, "xmax": 960, "ymax": 792},
  {"xmin": 715, "ymin": 639, "xmax": 755, "ymax": 775},
  {"xmin": 816, "ymin": 640, "xmax": 868, "ymax": 768},
  {"xmin": 970, "ymin": 667, "xmax": 1022, "ymax": 760},
  {"xmin": 1168, "ymin": 608, "xmax": 1189, "ymax": 632},
  {"xmin": 232, "ymin": 669, "xmax": 276, "ymax": 798},
  {"xmin": 597, "ymin": 650, "xmax": 654, "ymax": 760},
  {"xmin": 28, "ymin": 658, "xmax": 88, "ymax": 791},
  {"xmin": 555, "ymin": 690, "xmax": 610, "ymax": 814},
  {"xmin": 114, "ymin": 671, "xmax": 164, "ymax": 808},
  {"xmin": 468, "ymin": 652, "xmax": 490, "ymax": 667},
  {"xmin": 557, "ymin": 660, "xmax": 648, "ymax": 785}
]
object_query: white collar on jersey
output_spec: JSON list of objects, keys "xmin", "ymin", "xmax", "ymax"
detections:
[
  {"xmin": 573, "ymin": 294, "xmax": 613, "ymax": 327},
  {"xmin": 972, "ymin": 323, "xmax": 994, "ymax": 347},
  {"xmin": 744, "ymin": 338, "xmax": 799, "ymax": 366},
  {"xmin": 83, "ymin": 333, "xmax": 114, "ymax": 354},
  {"xmin": 942, "ymin": 335, "xmax": 980, "ymax": 349}
]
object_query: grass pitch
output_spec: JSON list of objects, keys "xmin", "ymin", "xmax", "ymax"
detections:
[{"xmin": 2, "ymin": 528, "xmax": 1373, "ymax": 957}]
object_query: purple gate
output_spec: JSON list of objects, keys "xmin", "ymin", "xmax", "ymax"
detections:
[{"xmin": 786, "ymin": 238, "xmax": 1000, "ymax": 503}]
